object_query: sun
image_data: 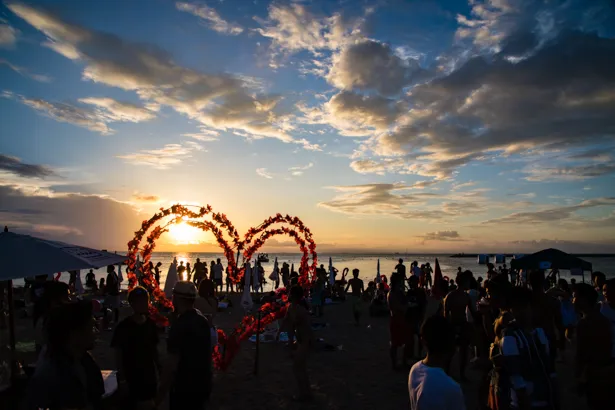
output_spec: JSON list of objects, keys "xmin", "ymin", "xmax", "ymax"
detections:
[{"xmin": 168, "ymin": 222, "xmax": 200, "ymax": 244}]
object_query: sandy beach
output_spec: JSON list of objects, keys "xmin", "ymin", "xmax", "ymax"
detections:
[{"xmin": 1, "ymin": 288, "xmax": 590, "ymax": 410}]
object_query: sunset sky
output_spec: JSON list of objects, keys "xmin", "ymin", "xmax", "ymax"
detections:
[{"xmin": 1, "ymin": 0, "xmax": 614, "ymax": 253}]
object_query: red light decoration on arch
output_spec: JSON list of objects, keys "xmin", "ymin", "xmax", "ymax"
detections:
[{"xmin": 125, "ymin": 204, "xmax": 318, "ymax": 370}]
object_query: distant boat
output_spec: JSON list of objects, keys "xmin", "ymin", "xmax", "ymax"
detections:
[{"xmin": 257, "ymin": 253, "xmax": 269, "ymax": 263}]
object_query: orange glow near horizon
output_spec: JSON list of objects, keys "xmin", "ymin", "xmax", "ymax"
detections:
[{"xmin": 168, "ymin": 222, "xmax": 202, "ymax": 245}]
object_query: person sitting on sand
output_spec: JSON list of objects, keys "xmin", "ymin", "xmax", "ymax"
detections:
[
  {"xmin": 112, "ymin": 286, "xmax": 160, "ymax": 409},
  {"xmin": 573, "ymin": 283, "xmax": 614, "ymax": 409},
  {"xmin": 277, "ymin": 285, "xmax": 314, "ymax": 402},
  {"xmin": 345, "ymin": 269, "xmax": 365, "ymax": 326},
  {"xmin": 443, "ymin": 271, "xmax": 473, "ymax": 381},
  {"xmin": 408, "ymin": 315, "xmax": 465, "ymax": 410}
]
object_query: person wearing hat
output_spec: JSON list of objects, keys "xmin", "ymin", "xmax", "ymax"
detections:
[
  {"xmin": 157, "ymin": 281, "xmax": 212, "ymax": 409},
  {"xmin": 111, "ymin": 286, "xmax": 160, "ymax": 408}
]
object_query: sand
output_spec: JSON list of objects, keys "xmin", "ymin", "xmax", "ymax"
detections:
[{"xmin": 1, "ymin": 290, "xmax": 590, "ymax": 410}]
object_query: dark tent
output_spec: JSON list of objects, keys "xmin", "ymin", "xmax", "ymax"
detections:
[{"xmin": 510, "ymin": 248, "xmax": 592, "ymax": 272}]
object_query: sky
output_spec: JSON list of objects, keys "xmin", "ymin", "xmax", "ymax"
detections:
[{"xmin": 0, "ymin": 0, "xmax": 614, "ymax": 254}]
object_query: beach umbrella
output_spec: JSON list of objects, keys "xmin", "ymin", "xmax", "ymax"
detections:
[
  {"xmin": 164, "ymin": 257, "xmax": 179, "ymax": 298},
  {"xmin": 0, "ymin": 228, "xmax": 126, "ymax": 382},
  {"xmin": 375, "ymin": 259, "xmax": 381, "ymax": 283},
  {"xmin": 431, "ymin": 258, "xmax": 445, "ymax": 299},
  {"xmin": 328, "ymin": 257, "xmax": 335, "ymax": 287},
  {"xmin": 241, "ymin": 262, "xmax": 254, "ymax": 312},
  {"xmin": 0, "ymin": 231, "xmax": 127, "ymax": 280},
  {"xmin": 75, "ymin": 270, "xmax": 85, "ymax": 295}
]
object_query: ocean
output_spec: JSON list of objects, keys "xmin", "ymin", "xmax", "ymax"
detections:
[{"xmin": 19, "ymin": 252, "xmax": 615, "ymax": 290}]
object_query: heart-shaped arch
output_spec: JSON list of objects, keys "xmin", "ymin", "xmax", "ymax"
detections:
[{"xmin": 125, "ymin": 204, "xmax": 318, "ymax": 370}]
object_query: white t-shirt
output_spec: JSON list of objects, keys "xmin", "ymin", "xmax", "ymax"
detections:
[
  {"xmin": 599, "ymin": 301, "xmax": 615, "ymax": 358},
  {"xmin": 408, "ymin": 361, "xmax": 465, "ymax": 410}
]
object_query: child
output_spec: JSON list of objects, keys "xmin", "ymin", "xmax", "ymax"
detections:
[
  {"xmin": 111, "ymin": 286, "xmax": 160, "ymax": 408},
  {"xmin": 345, "ymin": 269, "xmax": 365, "ymax": 326}
]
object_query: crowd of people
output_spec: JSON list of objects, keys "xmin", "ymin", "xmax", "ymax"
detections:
[{"xmin": 14, "ymin": 256, "xmax": 615, "ymax": 410}]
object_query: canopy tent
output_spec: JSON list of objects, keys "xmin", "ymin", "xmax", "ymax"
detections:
[
  {"xmin": 0, "ymin": 231, "xmax": 127, "ymax": 281},
  {"xmin": 510, "ymin": 248, "xmax": 592, "ymax": 272},
  {"xmin": 0, "ymin": 228, "xmax": 127, "ymax": 385}
]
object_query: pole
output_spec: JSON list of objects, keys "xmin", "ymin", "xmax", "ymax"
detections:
[{"xmin": 254, "ymin": 310, "xmax": 261, "ymax": 376}]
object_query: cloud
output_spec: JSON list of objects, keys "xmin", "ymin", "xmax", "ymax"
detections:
[
  {"xmin": 176, "ymin": 2, "xmax": 243, "ymax": 35},
  {"xmin": 8, "ymin": 2, "xmax": 293, "ymax": 144},
  {"xmin": 451, "ymin": 181, "xmax": 476, "ymax": 191},
  {"xmin": 524, "ymin": 163, "xmax": 615, "ymax": 181},
  {"xmin": 117, "ymin": 142, "xmax": 204, "ymax": 169},
  {"xmin": 4, "ymin": 92, "xmax": 156, "ymax": 134},
  {"xmin": 254, "ymin": 3, "xmax": 368, "ymax": 59},
  {"xmin": 0, "ymin": 20, "xmax": 18, "ymax": 46},
  {"xmin": 131, "ymin": 193, "xmax": 161, "ymax": 203},
  {"xmin": 256, "ymin": 168, "xmax": 273, "ymax": 179},
  {"xmin": 354, "ymin": 29, "xmax": 615, "ymax": 179},
  {"xmin": 78, "ymin": 97, "xmax": 157, "ymax": 122},
  {"xmin": 0, "ymin": 59, "xmax": 52, "ymax": 82},
  {"xmin": 288, "ymin": 162, "xmax": 313, "ymax": 176},
  {"xmin": 419, "ymin": 230, "xmax": 463, "ymax": 243},
  {"xmin": 182, "ymin": 127, "xmax": 219, "ymax": 142},
  {"xmin": 0, "ymin": 154, "xmax": 54, "ymax": 178},
  {"xmin": 480, "ymin": 197, "xmax": 615, "ymax": 225},
  {"xmin": 318, "ymin": 183, "xmax": 448, "ymax": 220},
  {"xmin": 0, "ymin": 184, "xmax": 141, "ymax": 248},
  {"xmin": 298, "ymin": 91, "xmax": 404, "ymax": 137},
  {"xmin": 3, "ymin": 91, "xmax": 111, "ymax": 134},
  {"xmin": 327, "ymin": 40, "xmax": 421, "ymax": 96}
]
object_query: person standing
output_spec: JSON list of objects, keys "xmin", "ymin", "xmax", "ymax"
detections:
[
  {"xmin": 442, "ymin": 271, "xmax": 473, "ymax": 381},
  {"xmin": 389, "ymin": 272, "xmax": 410, "ymax": 369},
  {"xmin": 599, "ymin": 278, "xmax": 615, "ymax": 360},
  {"xmin": 112, "ymin": 286, "xmax": 159, "ymax": 408},
  {"xmin": 185, "ymin": 262, "xmax": 192, "ymax": 282},
  {"xmin": 154, "ymin": 262, "xmax": 162, "ymax": 285},
  {"xmin": 105, "ymin": 264, "xmax": 121, "ymax": 325},
  {"xmin": 213, "ymin": 258, "xmax": 224, "ymax": 293},
  {"xmin": 281, "ymin": 262, "xmax": 290, "ymax": 288},
  {"xmin": 192, "ymin": 258, "xmax": 206, "ymax": 286},
  {"xmin": 177, "ymin": 261, "xmax": 186, "ymax": 281},
  {"xmin": 395, "ymin": 259, "xmax": 407, "ymax": 281},
  {"xmin": 574, "ymin": 283, "xmax": 614, "ymax": 409},
  {"xmin": 277, "ymin": 285, "xmax": 314, "ymax": 402},
  {"xmin": 28, "ymin": 301, "xmax": 104, "ymax": 409},
  {"xmin": 157, "ymin": 281, "xmax": 212, "ymax": 410},
  {"xmin": 345, "ymin": 269, "xmax": 365, "ymax": 326},
  {"xmin": 408, "ymin": 316, "xmax": 465, "ymax": 410},
  {"xmin": 406, "ymin": 275, "xmax": 427, "ymax": 360}
]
